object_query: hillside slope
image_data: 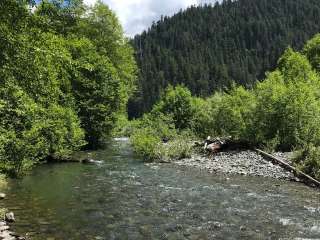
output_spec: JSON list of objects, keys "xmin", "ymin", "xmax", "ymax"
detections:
[{"xmin": 129, "ymin": 0, "xmax": 320, "ymax": 118}]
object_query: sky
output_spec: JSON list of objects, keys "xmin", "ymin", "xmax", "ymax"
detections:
[{"xmin": 84, "ymin": 0, "xmax": 217, "ymax": 37}]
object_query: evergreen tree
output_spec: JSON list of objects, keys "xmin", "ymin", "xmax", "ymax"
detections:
[{"xmin": 130, "ymin": 0, "xmax": 320, "ymax": 118}]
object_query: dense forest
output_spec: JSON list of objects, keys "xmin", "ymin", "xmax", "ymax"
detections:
[
  {"xmin": 129, "ymin": 0, "xmax": 320, "ymax": 118},
  {"xmin": 130, "ymin": 34, "xmax": 320, "ymax": 181},
  {"xmin": 0, "ymin": 0, "xmax": 136, "ymax": 175}
]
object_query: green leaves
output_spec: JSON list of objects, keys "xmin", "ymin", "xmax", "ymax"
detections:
[
  {"xmin": 303, "ymin": 34, "xmax": 320, "ymax": 72},
  {"xmin": 0, "ymin": 0, "xmax": 137, "ymax": 175},
  {"xmin": 153, "ymin": 85, "xmax": 195, "ymax": 130}
]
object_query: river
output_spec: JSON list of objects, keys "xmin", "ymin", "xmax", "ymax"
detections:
[{"xmin": 1, "ymin": 139, "xmax": 320, "ymax": 239}]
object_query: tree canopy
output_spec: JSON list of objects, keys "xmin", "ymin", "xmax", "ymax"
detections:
[{"xmin": 0, "ymin": 0, "xmax": 136, "ymax": 175}]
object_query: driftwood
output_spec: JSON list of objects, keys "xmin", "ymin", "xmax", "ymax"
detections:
[
  {"xmin": 255, "ymin": 149, "xmax": 320, "ymax": 188},
  {"xmin": 201, "ymin": 136, "xmax": 250, "ymax": 153}
]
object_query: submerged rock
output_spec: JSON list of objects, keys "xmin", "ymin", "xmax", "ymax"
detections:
[{"xmin": 82, "ymin": 158, "xmax": 102, "ymax": 165}]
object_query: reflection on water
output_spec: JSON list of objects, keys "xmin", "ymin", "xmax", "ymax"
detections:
[{"xmin": 1, "ymin": 140, "xmax": 320, "ymax": 240}]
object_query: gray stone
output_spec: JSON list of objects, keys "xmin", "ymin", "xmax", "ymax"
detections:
[
  {"xmin": 0, "ymin": 225, "xmax": 9, "ymax": 231},
  {"xmin": 240, "ymin": 225, "xmax": 247, "ymax": 231},
  {"xmin": 5, "ymin": 212, "xmax": 15, "ymax": 222},
  {"xmin": 0, "ymin": 193, "xmax": 6, "ymax": 199}
]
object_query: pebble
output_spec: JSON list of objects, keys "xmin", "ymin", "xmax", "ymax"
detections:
[{"xmin": 175, "ymin": 150, "xmax": 296, "ymax": 180}]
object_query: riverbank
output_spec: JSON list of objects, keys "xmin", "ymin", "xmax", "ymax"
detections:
[
  {"xmin": 174, "ymin": 150, "xmax": 299, "ymax": 181},
  {"xmin": 3, "ymin": 140, "xmax": 320, "ymax": 239},
  {"xmin": 0, "ymin": 177, "xmax": 25, "ymax": 240}
]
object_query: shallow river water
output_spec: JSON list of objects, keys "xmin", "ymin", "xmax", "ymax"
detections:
[{"xmin": 2, "ymin": 139, "xmax": 320, "ymax": 240}]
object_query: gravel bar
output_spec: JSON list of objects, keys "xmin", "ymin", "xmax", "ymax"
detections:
[{"xmin": 175, "ymin": 150, "xmax": 297, "ymax": 180}]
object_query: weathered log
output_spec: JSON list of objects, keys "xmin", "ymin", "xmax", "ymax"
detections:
[
  {"xmin": 202, "ymin": 136, "xmax": 251, "ymax": 153},
  {"xmin": 255, "ymin": 149, "xmax": 320, "ymax": 188}
]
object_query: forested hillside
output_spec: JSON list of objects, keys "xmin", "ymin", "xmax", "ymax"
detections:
[
  {"xmin": 129, "ymin": 0, "xmax": 320, "ymax": 118},
  {"xmin": 130, "ymin": 34, "xmax": 320, "ymax": 181},
  {"xmin": 0, "ymin": 0, "xmax": 136, "ymax": 175}
]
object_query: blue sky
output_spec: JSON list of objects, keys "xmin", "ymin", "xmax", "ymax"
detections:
[{"xmin": 84, "ymin": 0, "xmax": 218, "ymax": 37}]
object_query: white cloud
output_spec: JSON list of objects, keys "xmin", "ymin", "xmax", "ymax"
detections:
[{"xmin": 84, "ymin": 0, "xmax": 218, "ymax": 37}]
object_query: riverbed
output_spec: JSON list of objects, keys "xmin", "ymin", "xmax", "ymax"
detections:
[{"xmin": 1, "ymin": 139, "xmax": 320, "ymax": 240}]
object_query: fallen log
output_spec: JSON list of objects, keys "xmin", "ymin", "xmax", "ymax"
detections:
[
  {"xmin": 255, "ymin": 149, "xmax": 320, "ymax": 188},
  {"xmin": 201, "ymin": 136, "xmax": 251, "ymax": 154}
]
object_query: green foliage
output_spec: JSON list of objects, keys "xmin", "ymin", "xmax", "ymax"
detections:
[
  {"xmin": 130, "ymin": 128, "xmax": 192, "ymax": 162},
  {"xmin": 213, "ymin": 86, "xmax": 256, "ymax": 141},
  {"xmin": 252, "ymin": 49, "xmax": 320, "ymax": 150},
  {"xmin": 129, "ymin": 0, "xmax": 320, "ymax": 118},
  {"xmin": 303, "ymin": 34, "xmax": 320, "ymax": 72},
  {"xmin": 66, "ymin": 37, "xmax": 122, "ymax": 147},
  {"xmin": 293, "ymin": 145, "xmax": 320, "ymax": 180},
  {"xmin": 189, "ymin": 96, "xmax": 216, "ymax": 138},
  {"xmin": 0, "ymin": 84, "xmax": 85, "ymax": 176},
  {"xmin": 0, "ymin": 0, "xmax": 136, "ymax": 175},
  {"xmin": 130, "ymin": 129, "xmax": 162, "ymax": 162},
  {"xmin": 78, "ymin": 1, "xmax": 137, "ymax": 111},
  {"xmin": 250, "ymin": 71, "xmax": 287, "ymax": 147},
  {"xmin": 111, "ymin": 114, "xmax": 133, "ymax": 137},
  {"xmin": 159, "ymin": 136, "xmax": 193, "ymax": 161},
  {"xmin": 153, "ymin": 85, "xmax": 195, "ymax": 130},
  {"xmin": 131, "ymin": 34, "xmax": 320, "ymax": 182}
]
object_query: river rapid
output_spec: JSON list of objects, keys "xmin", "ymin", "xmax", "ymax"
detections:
[{"xmin": 1, "ymin": 139, "xmax": 320, "ymax": 240}]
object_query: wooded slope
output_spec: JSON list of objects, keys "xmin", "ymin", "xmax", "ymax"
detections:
[{"xmin": 129, "ymin": 0, "xmax": 320, "ymax": 118}]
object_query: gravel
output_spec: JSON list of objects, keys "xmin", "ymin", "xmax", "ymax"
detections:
[{"xmin": 174, "ymin": 150, "xmax": 296, "ymax": 180}]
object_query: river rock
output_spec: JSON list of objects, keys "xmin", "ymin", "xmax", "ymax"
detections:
[
  {"xmin": 0, "ymin": 225, "xmax": 9, "ymax": 231},
  {"xmin": 5, "ymin": 212, "xmax": 15, "ymax": 222},
  {"xmin": 240, "ymin": 225, "xmax": 247, "ymax": 231},
  {"xmin": 175, "ymin": 150, "xmax": 296, "ymax": 180},
  {"xmin": 0, "ymin": 193, "xmax": 6, "ymax": 199}
]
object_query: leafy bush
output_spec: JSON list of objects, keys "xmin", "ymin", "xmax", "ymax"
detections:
[
  {"xmin": 157, "ymin": 137, "xmax": 193, "ymax": 162},
  {"xmin": 251, "ymin": 49, "xmax": 320, "ymax": 150},
  {"xmin": 293, "ymin": 145, "xmax": 320, "ymax": 180},
  {"xmin": 153, "ymin": 85, "xmax": 195, "ymax": 130},
  {"xmin": 0, "ymin": 0, "xmax": 137, "ymax": 175},
  {"xmin": 212, "ymin": 86, "xmax": 256, "ymax": 141},
  {"xmin": 190, "ymin": 96, "xmax": 217, "ymax": 138},
  {"xmin": 130, "ymin": 112, "xmax": 178, "ymax": 161},
  {"xmin": 0, "ymin": 84, "xmax": 85, "ymax": 176},
  {"xmin": 130, "ymin": 128, "xmax": 162, "ymax": 161},
  {"xmin": 131, "ymin": 129, "xmax": 193, "ymax": 162}
]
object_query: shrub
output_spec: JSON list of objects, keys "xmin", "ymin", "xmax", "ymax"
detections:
[
  {"xmin": 130, "ymin": 128, "xmax": 162, "ymax": 161},
  {"xmin": 157, "ymin": 137, "xmax": 193, "ymax": 162},
  {"xmin": 293, "ymin": 145, "xmax": 320, "ymax": 180},
  {"xmin": 0, "ymin": 84, "xmax": 85, "ymax": 176},
  {"xmin": 131, "ymin": 129, "xmax": 193, "ymax": 162},
  {"xmin": 190, "ymin": 96, "xmax": 217, "ymax": 138},
  {"xmin": 251, "ymin": 49, "xmax": 320, "ymax": 150},
  {"xmin": 130, "ymin": 112, "xmax": 178, "ymax": 161},
  {"xmin": 212, "ymin": 86, "xmax": 256, "ymax": 141},
  {"xmin": 153, "ymin": 85, "xmax": 195, "ymax": 130}
]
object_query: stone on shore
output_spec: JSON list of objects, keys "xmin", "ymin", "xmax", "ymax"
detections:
[
  {"xmin": 175, "ymin": 150, "xmax": 295, "ymax": 180},
  {"xmin": 0, "ymin": 194, "xmax": 5, "ymax": 200}
]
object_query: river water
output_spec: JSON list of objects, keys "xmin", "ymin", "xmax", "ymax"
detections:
[{"xmin": 2, "ymin": 139, "xmax": 320, "ymax": 240}]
